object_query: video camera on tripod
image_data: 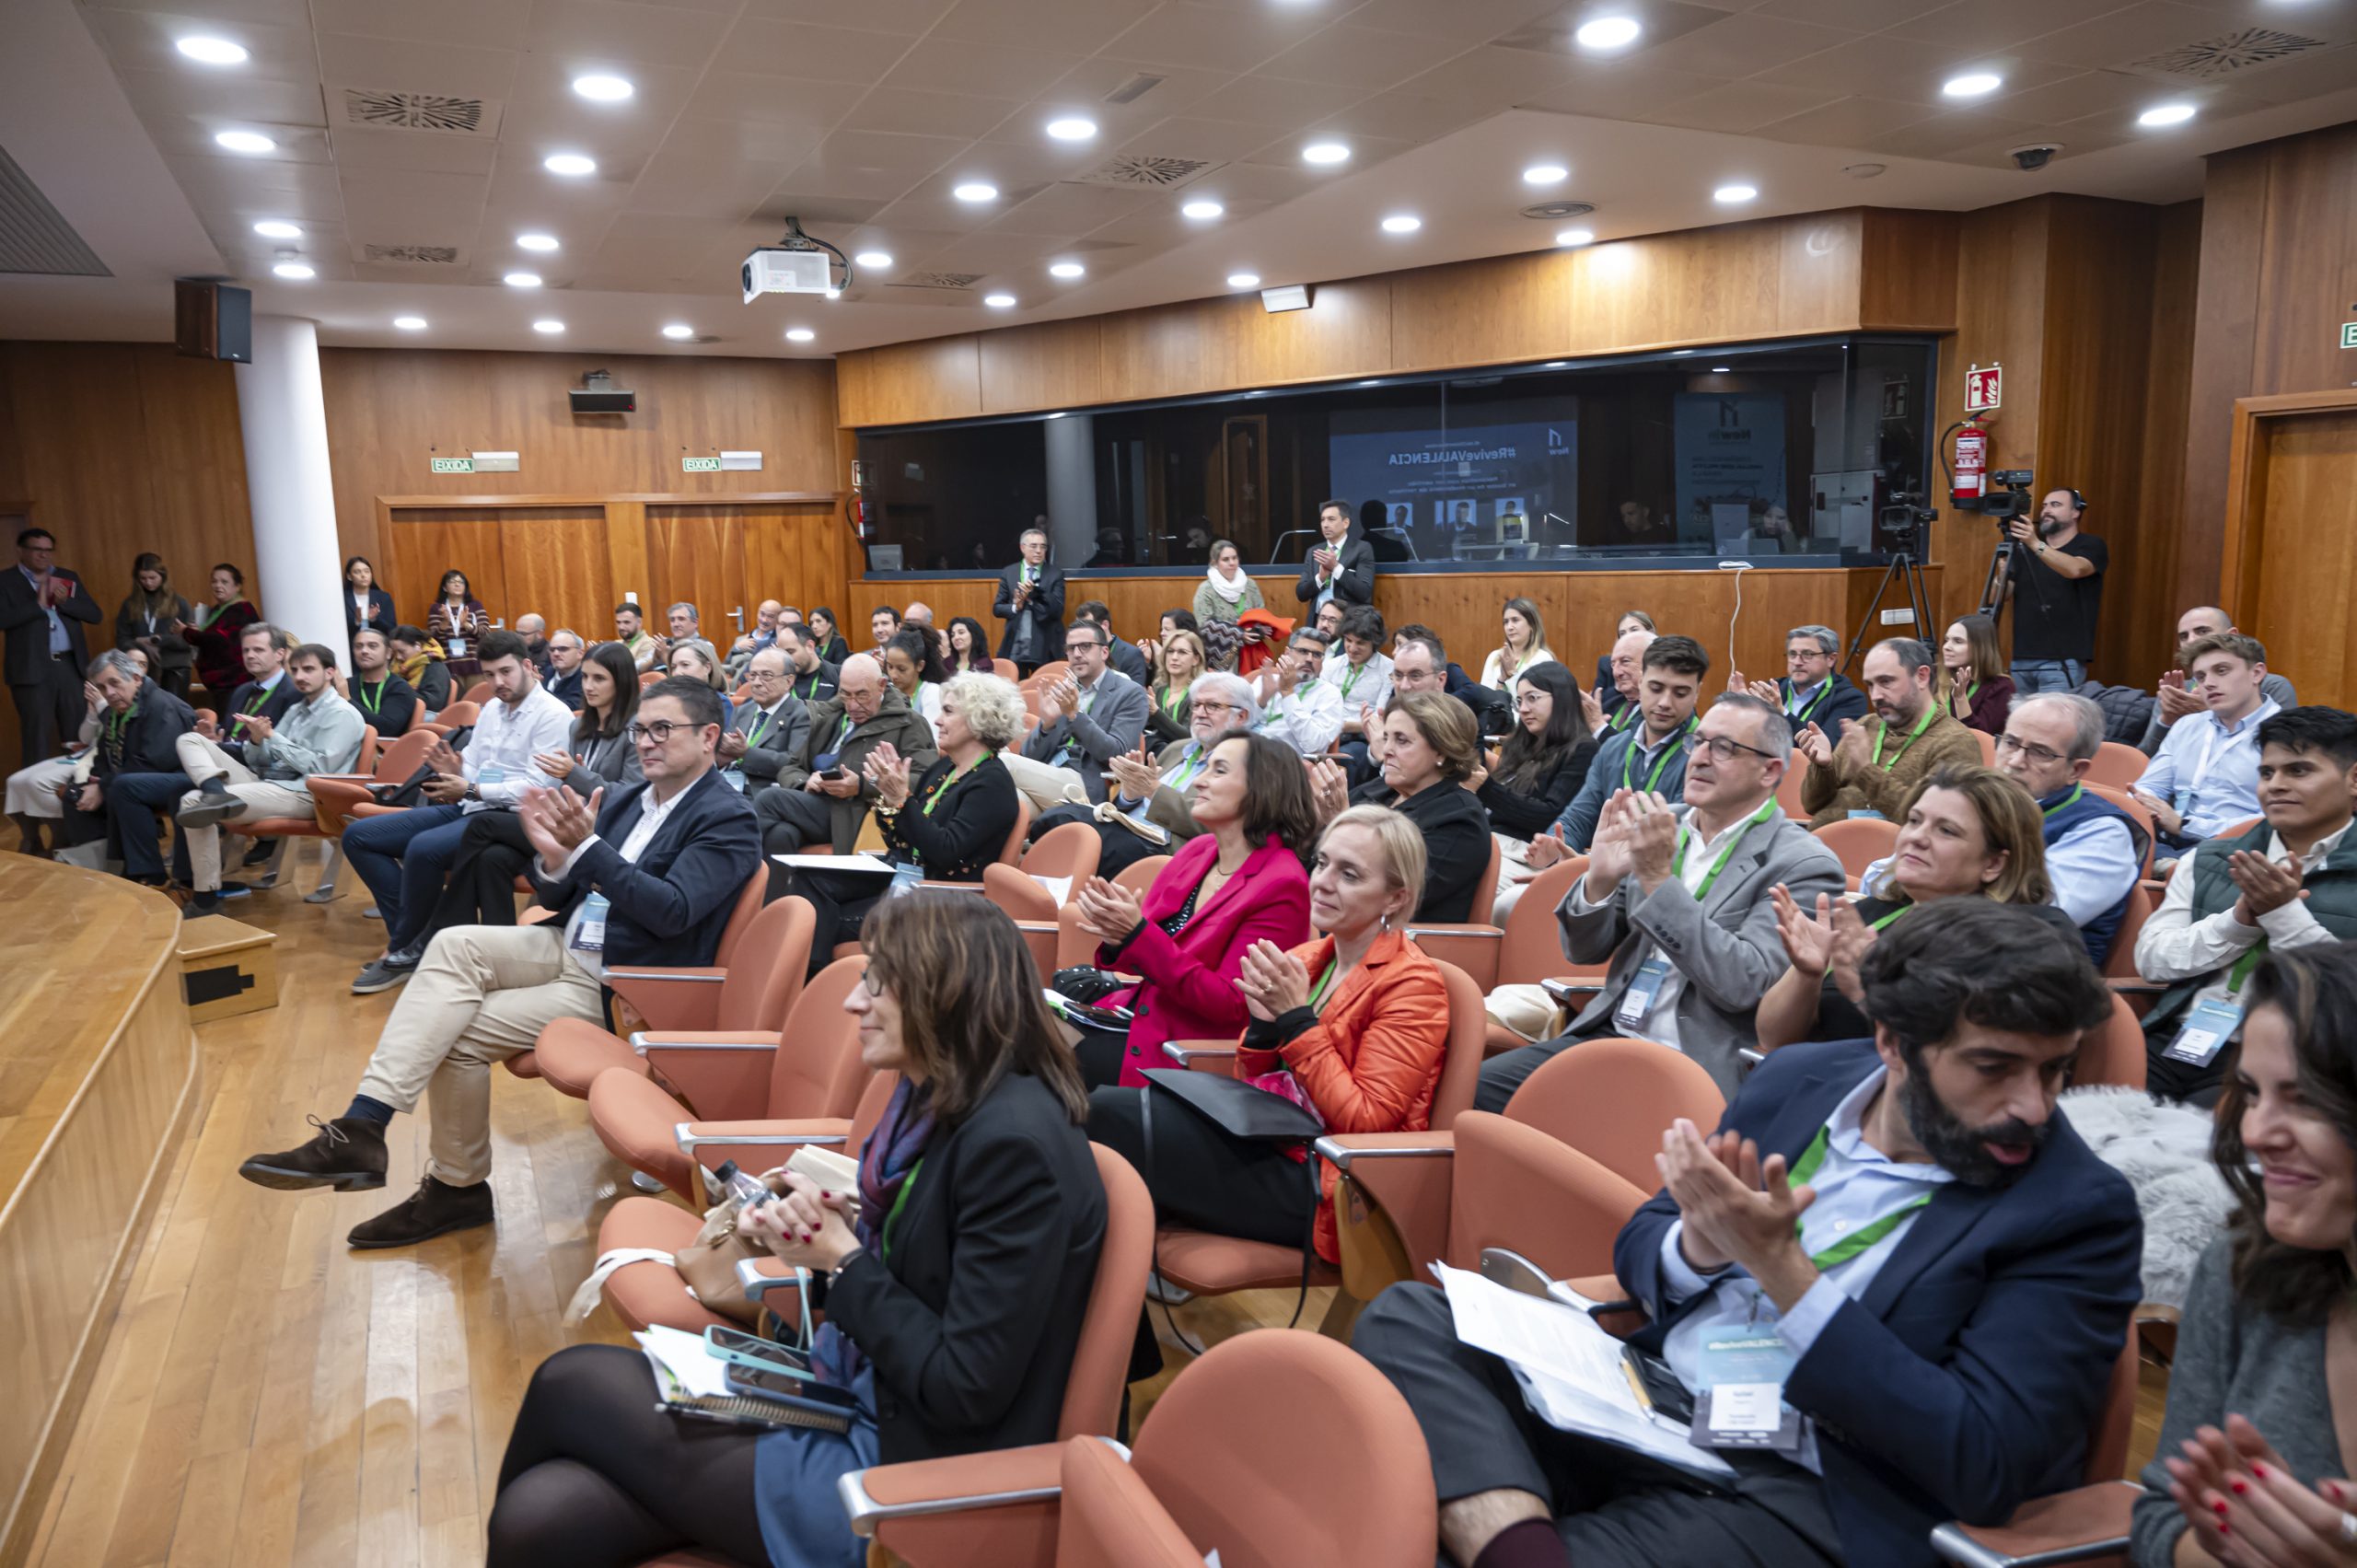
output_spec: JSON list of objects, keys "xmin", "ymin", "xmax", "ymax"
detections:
[{"xmin": 1953, "ymin": 469, "xmax": 2037, "ymax": 528}]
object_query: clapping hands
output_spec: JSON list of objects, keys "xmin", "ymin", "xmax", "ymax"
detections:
[{"xmin": 865, "ymin": 741, "xmax": 911, "ymax": 808}]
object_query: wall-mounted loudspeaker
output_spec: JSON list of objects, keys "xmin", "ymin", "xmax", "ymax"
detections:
[
  {"xmin": 175, "ymin": 279, "xmax": 251, "ymax": 362},
  {"xmin": 570, "ymin": 368, "xmax": 635, "ymax": 413}
]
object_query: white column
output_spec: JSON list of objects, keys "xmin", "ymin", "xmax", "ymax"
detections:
[
  {"xmin": 233, "ymin": 317, "xmax": 349, "ymax": 669},
  {"xmin": 1043, "ymin": 413, "xmax": 1097, "ymax": 566}
]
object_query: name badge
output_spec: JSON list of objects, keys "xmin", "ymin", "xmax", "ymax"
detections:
[
  {"xmin": 2165, "ymin": 993, "xmax": 2244, "ymax": 1067},
  {"xmin": 1846, "ymin": 808, "xmax": 1886, "ymax": 821},
  {"xmin": 477, "ymin": 763, "xmax": 507, "ymax": 785},
  {"xmin": 1616, "ymin": 954, "xmax": 1672, "ymax": 1030},
  {"xmin": 572, "ymin": 892, "xmax": 610, "ymax": 954},
  {"xmin": 721, "ymin": 771, "xmax": 747, "ymax": 792},
  {"xmin": 1691, "ymin": 1331, "xmax": 1805, "ymax": 1454},
  {"xmin": 886, "ymin": 864, "xmax": 925, "ymax": 900}
]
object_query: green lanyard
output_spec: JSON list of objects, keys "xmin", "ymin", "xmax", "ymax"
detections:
[
  {"xmin": 1607, "ymin": 703, "xmax": 1635, "ymax": 735},
  {"xmin": 357, "ymin": 678, "xmax": 385, "ymax": 717},
  {"xmin": 744, "ymin": 708, "xmax": 772, "ymax": 749},
  {"xmin": 1669, "ymin": 797, "xmax": 1776, "ymax": 900},
  {"xmin": 918, "ymin": 753, "xmax": 993, "ymax": 818},
  {"xmin": 1167, "ymin": 746, "xmax": 1208, "ymax": 794},
  {"xmin": 1866, "ymin": 901, "xmax": 1913, "ymax": 933},
  {"xmin": 795, "ymin": 671, "xmax": 821, "ymax": 700},
  {"xmin": 1786, "ymin": 680, "xmax": 1830, "ymax": 725},
  {"xmin": 833, "ymin": 714, "xmax": 853, "ymax": 749},
  {"xmin": 880, "ymin": 1157, "xmax": 924, "ymax": 1261},
  {"xmin": 105, "ymin": 705, "xmax": 134, "ymax": 745},
  {"xmin": 1340, "ymin": 660, "xmax": 1370, "ymax": 700},
  {"xmin": 1788, "ymin": 1125, "xmax": 1935, "ymax": 1270},
  {"xmin": 1622, "ymin": 717, "xmax": 1698, "ymax": 792},
  {"xmin": 1160, "ymin": 685, "xmax": 1186, "ymax": 719},
  {"xmin": 2040, "ymin": 784, "xmax": 2084, "ymax": 819},
  {"xmin": 1871, "ymin": 705, "xmax": 1935, "ymax": 771},
  {"xmin": 243, "ymin": 682, "xmax": 273, "ymax": 715},
  {"xmin": 1307, "ymin": 959, "xmax": 1341, "ymax": 1012},
  {"xmin": 2228, "ymin": 944, "xmax": 2270, "ymax": 995}
]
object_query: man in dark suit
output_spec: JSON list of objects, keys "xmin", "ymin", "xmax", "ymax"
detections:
[
  {"xmin": 542, "ymin": 628, "xmax": 586, "ymax": 711},
  {"xmin": 235, "ymin": 677, "xmax": 762, "ymax": 1249},
  {"xmin": 717, "ymin": 646, "xmax": 808, "ymax": 793},
  {"xmin": 776, "ymin": 621, "xmax": 839, "ymax": 705},
  {"xmin": 57, "ymin": 650, "xmax": 197, "ymax": 872},
  {"xmin": 1295, "ymin": 498, "xmax": 1376, "ymax": 616},
  {"xmin": 993, "ymin": 525, "xmax": 1066, "ymax": 676},
  {"xmin": 1354, "ymin": 900, "xmax": 2138, "ymax": 1568},
  {"xmin": 219, "ymin": 621, "xmax": 301, "ymax": 734},
  {"xmin": 1737, "ymin": 623, "xmax": 1869, "ymax": 740},
  {"xmin": 1074, "ymin": 600, "xmax": 1151, "ymax": 684},
  {"xmin": 3, "ymin": 526, "xmax": 103, "ymax": 766}
]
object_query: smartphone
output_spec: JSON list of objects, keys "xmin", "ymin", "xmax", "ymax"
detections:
[
  {"xmin": 819, "ymin": 765, "xmax": 850, "ymax": 782},
  {"xmin": 704, "ymin": 1326, "xmax": 813, "ymax": 1379},
  {"xmin": 726, "ymin": 1362, "xmax": 860, "ymax": 1410}
]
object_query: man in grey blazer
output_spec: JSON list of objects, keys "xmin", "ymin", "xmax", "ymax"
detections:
[
  {"xmin": 717, "ymin": 646, "xmax": 809, "ymax": 792},
  {"xmin": 1478, "ymin": 692, "xmax": 1846, "ymax": 1108},
  {"xmin": 1019, "ymin": 619, "xmax": 1147, "ymax": 805}
]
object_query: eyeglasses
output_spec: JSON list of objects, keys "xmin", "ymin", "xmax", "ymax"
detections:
[
  {"xmin": 1993, "ymin": 733, "xmax": 2068, "ymax": 766},
  {"xmin": 1514, "ymin": 691, "xmax": 1550, "ymax": 708},
  {"xmin": 1696, "ymin": 734, "xmax": 1779, "ymax": 763},
  {"xmin": 1192, "ymin": 699, "xmax": 1240, "ymax": 714},
  {"xmin": 626, "ymin": 720, "xmax": 703, "ymax": 744}
]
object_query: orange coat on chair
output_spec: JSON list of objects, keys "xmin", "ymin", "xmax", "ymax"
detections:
[{"xmin": 1235, "ymin": 929, "xmax": 1448, "ymax": 1262}]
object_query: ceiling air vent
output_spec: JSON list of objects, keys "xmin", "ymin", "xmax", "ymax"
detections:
[
  {"xmin": 897, "ymin": 272, "xmax": 983, "ymax": 290},
  {"xmin": 0, "ymin": 144, "xmax": 109, "ymax": 277},
  {"xmin": 2125, "ymin": 28, "xmax": 2331, "ymax": 81},
  {"xmin": 340, "ymin": 89, "xmax": 494, "ymax": 134},
  {"xmin": 1521, "ymin": 200, "xmax": 1595, "ymax": 221},
  {"xmin": 1103, "ymin": 73, "xmax": 1165, "ymax": 105},
  {"xmin": 1069, "ymin": 153, "xmax": 1221, "ymax": 190},
  {"xmin": 362, "ymin": 243, "xmax": 462, "ymax": 264}
]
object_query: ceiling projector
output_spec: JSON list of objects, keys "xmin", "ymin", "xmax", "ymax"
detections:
[{"xmin": 743, "ymin": 246, "xmax": 831, "ymax": 302}]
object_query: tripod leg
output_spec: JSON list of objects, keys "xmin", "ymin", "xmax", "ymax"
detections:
[{"xmin": 1844, "ymin": 556, "xmax": 1909, "ymax": 671}]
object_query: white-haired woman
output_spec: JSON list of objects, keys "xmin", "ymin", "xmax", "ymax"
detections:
[{"xmin": 772, "ymin": 671, "xmax": 1024, "ymax": 976}]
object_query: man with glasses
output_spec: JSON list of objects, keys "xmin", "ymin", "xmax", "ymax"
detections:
[
  {"xmin": 716, "ymin": 646, "xmax": 808, "ymax": 791},
  {"xmin": 1737, "ymin": 624, "xmax": 1867, "ymax": 740},
  {"xmin": 1035, "ymin": 670, "xmax": 1260, "ymax": 876},
  {"xmin": 1479, "ymin": 692, "xmax": 1845, "ymax": 1105},
  {"xmin": 1794, "ymin": 636, "xmax": 1980, "ymax": 830},
  {"xmin": 344, "ymin": 629, "xmax": 575, "ymax": 994},
  {"xmin": 3, "ymin": 526, "xmax": 101, "ymax": 767},
  {"xmin": 1536, "ymin": 634, "xmax": 1712, "ymax": 856},
  {"xmin": 1987, "ymin": 693, "xmax": 2147, "ymax": 964},
  {"xmin": 1253, "ymin": 624, "xmax": 1346, "ymax": 757},
  {"xmin": 751, "ymin": 651, "xmax": 936, "ymax": 856},
  {"xmin": 238, "ymin": 676, "xmax": 761, "ymax": 1249},
  {"xmin": 544, "ymin": 629, "xmax": 586, "ymax": 710},
  {"xmin": 1020, "ymin": 620, "xmax": 1147, "ymax": 805}
]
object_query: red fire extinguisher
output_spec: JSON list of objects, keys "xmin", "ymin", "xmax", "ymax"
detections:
[
  {"xmin": 849, "ymin": 495, "xmax": 873, "ymax": 540},
  {"xmin": 1949, "ymin": 416, "xmax": 1988, "ymax": 504}
]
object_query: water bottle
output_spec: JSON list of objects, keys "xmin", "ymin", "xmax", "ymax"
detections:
[{"xmin": 712, "ymin": 1159, "xmax": 770, "ymax": 1212}]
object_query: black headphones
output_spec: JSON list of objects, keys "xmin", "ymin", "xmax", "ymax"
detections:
[{"xmin": 2065, "ymin": 488, "xmax": 2088, "ymax": 513}]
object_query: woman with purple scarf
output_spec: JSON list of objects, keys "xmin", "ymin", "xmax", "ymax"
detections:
[{"xmin": 486, "ymin": 892, "xmax": 1108, "ymax": 1568}]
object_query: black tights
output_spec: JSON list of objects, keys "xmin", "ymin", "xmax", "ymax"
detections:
[{"xmin": 488, "ymin": 1343, "xmax": 772, "ymax": 1568}]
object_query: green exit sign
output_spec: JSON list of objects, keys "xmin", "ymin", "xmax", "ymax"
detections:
[
  {"xmin": 430, "ymin": 456, "xmax": 474, "ymax": 474},
  {"xmin": 682, "ymin": 456, "xmax": 722, "ymax": 472},
  {"xmin": 2343, "ymin": 320, "xmax": 2357, "ymax": 349}
]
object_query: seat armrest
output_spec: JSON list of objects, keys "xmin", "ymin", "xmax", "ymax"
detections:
[
  {"xmin": 1927, "ymin": 1481, "xmax": 2138, "ymax": 1567},
  {"xmin": 1162, "ymin": 1040, "xmax": 1237, "ymax": 1069},
  {"xmin": 607, "ymin": 966, "xmax": 728, "ymax": 1033},
  {"xmin": 1316, "ymin": 1131, "xmax": 1456, "ymax": 1170},
  {"xmin": 607, "ymin": 967, "xmax": 728, "ymax": 982},
  {"xmin": 631, "ymin": 1032, "xmax": 782, "ymax": 1121},
  {"xmin": 1402, "ymin": 923, "xmax": 1503, "ymax": 990},
  {"xmin": 733, "ymin": 1257, "xmax": 804, "ymax": 1300},
  {"xmin": 842, "ymin": 1440, "xmax": 1126, "ymax": 1538},
  {"xmin": 675, "ymin": 1120, "xmax": 852, "ymax": 1176},
  {"xmin": 1739, "ymin": 1047, "xmax": 1767, "ymax": 1069},
  {"xmin": 632, "ymin": 1031, "xmax": 784, "ymax": 1053}
]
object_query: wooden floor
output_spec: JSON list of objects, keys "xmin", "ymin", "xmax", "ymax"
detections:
[{"xmin": 13, "ymin": 842, "xmax": 2178, "ymax": 1565}]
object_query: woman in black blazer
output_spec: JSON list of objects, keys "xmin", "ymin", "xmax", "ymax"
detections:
[
  {"xmin": 804, "ymin": 606, "xmax": 853, "ymax": 668},
  {"xmin": 343, "ymin": 556, "xmax": 396, "ymax": 650},
  {"xmin": 486, "ymin": 891, "xmax": 1106, "ymax": 1568},
  {"xmin": 1326, "ymin": 690, "xmax": 1493, "ymax": 922},
  {"xmin": 1477, "ymin": 662, "xmax": 1595, "ymax": 840},
  {"xmin": 770, "ymin": 671, "xmax": 1023, "ymax": 976}
]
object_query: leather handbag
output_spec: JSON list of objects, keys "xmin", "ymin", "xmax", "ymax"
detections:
[{"xmin": 671, "ymin": 1169, "xmax": 787, "ymax": 1327}]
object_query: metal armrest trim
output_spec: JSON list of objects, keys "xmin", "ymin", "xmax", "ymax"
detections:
[
  {"xmin": 674, "ymin": 1122, "xmax": 851, "ymax": 1152},
  {"xmin": 837, "ymin": 1439, "xmax": 1132, "ymax": 1539},
  {"xmin": 633, "ymin": 1037, "xmax": 780, "ymax": 1052},
  {"xmin": 606, "ymin": 969, "xmax": 726, "ymax": 982},
  {"xmin": 1162, "ymin": 1041, "xmax": 1237, "ymax": 1066},
  {"xmin": 1927, "ymin": 1519, "xmax": 2133, "ymax": 1568},
  {"xmin": 1315, "ymin": 1137, "xmax": 1451, "ymax": 1168}
]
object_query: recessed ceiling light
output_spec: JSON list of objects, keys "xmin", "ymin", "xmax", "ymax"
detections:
[
  {"xmin": 1942, "ymin": 72, "xmax": 2003, "ymax": 99},
  {"xmin": 784, "ymin": 327, "xmax": 815, "ymax": 343},
  {"xmin": 1302, "ymin": 142, "xmax": 1350, "ymax": 165},
  {"xmin": 572, "ymin": 74, "xmax": 633, "ymax": 102},
  {"xmin": 176, "ymin": 36, "xmax": 248, "ymax": 64},
  {"xmin": 853, "ymin": 250, "xmax": 893, "ymax": 268},
  {"xmin": 1226, "ymin": 272, "xmax": 1260, "ymax": 288},
  {"xmin": 1045, "ymin": 116, "xmax": 1097, "ymax": 141},
  {"xmin": 544, "ymin": 153, "xmax": 597, "ymax": 177},
  {"xmin": 532, "ymin": 319, "xmax": 564, "ymax": 334},
  {"xmin": 1574, "ymin": 16, "xmax": 1643, "ymax": 51},
  {"xmin": 394, "ymin": 316, "xmax": 427, "ymax": 331},
  {"xmin": 662, "ymin": 324, "xmax": 694, "ymax": 340},
  {"xmin": 953, "ymin": 180, "xmax": 999, "ymax": 203},
  {"xmin": 1713, "ymin": 183, "xmax": 1759, "ymax": 203},
  {"xmin": 1181, "ymin": 199, "xmax": 1225, "ymax": 220},
  {"xmin": 252, "ymin": 219, "xmax": 300, "ymax": 238},
  {"xmin": 983, "ymin": 292, "xmax": 1017, "ymax": 308},
  {"xmin": 504, "ymin": 271, "xmax": 542, "ymax": 288},
  {"xmin": 1556, "ymin": 227, "xmax": 1595, "ymax": 246},
  {"xmin": 1049, "ymin": 261, "xmax": 1086, "ymax": 279},
  {"xmin": 2138, "ymin": 102, "xmax": 2197, "ymax": 127},
  {"xmin": 215, "ymin": 130, "xmax": 275, "ymax": 155},
  {"xmin": 1380, "ymin": 214, "xmax": 1422, "ymax": 234},
  {"xmin": 517, "ymin": 233, "xmax": 560, "ymax": 251},
  {"xmin": 1523, "ymin": 163, "xmax": 1568, "ymax": 185},
  {"xmin": 271, "ymin": 261, "xmax": 313, "ymax": 279}
]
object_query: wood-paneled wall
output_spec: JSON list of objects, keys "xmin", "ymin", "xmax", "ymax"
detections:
[
  {"xmin": 881, "ymin": 563, "xmax": 1942, "ymax": 692},
  {"xmin": 319, "ymin": 349, "xmax": 842, "ymax": 571},
  {"xmin": 2180, "ymin": 122, "xmax": 2357, "ymax": 626},
  {"xmin": 834, "ymin": 208, "xmax": 1954, "ymax": 427}
]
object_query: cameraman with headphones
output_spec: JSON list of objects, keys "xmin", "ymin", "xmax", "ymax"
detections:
[{"xmin": 1995, "ymin": 487, "xmax": 2107, "ymax": 694}]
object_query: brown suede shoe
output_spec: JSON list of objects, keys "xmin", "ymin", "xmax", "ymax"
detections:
[
  {"xmin": 346, "ymin": 1175, "xmax": 494, "ymax": 1249},
  {"xmin": 238, "ymin": 1115, "xmax": 388, "ymax": 1191}
]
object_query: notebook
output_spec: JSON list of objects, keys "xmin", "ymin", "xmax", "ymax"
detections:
[{"xmin": 639, "ymin": 1324, "xmax": 853, "ymax": 1433}]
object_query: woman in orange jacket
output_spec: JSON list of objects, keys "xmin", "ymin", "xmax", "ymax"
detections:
[{"xmin": 1086, "ymin": 803, "xmax": 1449, "ymax": 1265}]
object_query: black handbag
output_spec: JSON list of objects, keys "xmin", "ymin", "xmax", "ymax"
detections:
[{"xmin": 369, "ymin": 726, "xmax": 470, "ymax": 807}]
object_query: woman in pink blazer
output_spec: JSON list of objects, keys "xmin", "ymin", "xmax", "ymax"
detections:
[{"xmin": 1070, "ymin": 732, "xmax": 1319, "ymax": 1089}]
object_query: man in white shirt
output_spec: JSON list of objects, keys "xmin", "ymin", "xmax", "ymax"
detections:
[
  {"xmin": 2135, "ymin": 704, "xmax": 2357, "ymax": 1104},
  {"xmin": 345, "ymin": 630, "xmax": 575, "ymax": 993},
  {"xmin": 238, "ymin": 678, "xmax": 761, "ymax": 1249},
  {"xmin": 2136, "ymin": 605, "xmax": 2297, "ymax": 756},
  {"xmin": 1578, "ymin": 627, "xmax": 1655, "ymax": 739},
  {"xmin": 2130, "ymin": 632, "xmax": 2280, "ymax": 868},
  {"xmin": 1332, "ymin": 604, "xmax": 1394, "ymax": 777},
  {"xmin": 1254, "ymin": 625, "xmax": 1346, "ymax": 757}
]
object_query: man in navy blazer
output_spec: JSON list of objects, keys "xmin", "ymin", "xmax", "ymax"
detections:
[
  {"xmin": 993, "ymin": 525, "xmax": 1065, "ymax": 674},
  {"xmin": 237, "ymin": 677, "xmax": 761, "ymax": 1250},
  {"xmin": 1354, "ymin": 900, "xmax": 2140, "ymax": 1568}
]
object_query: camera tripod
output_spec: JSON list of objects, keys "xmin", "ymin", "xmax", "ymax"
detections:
[{"xmin": 1843, "ymin": 547, "xmax": 1933, "ymax": 672}]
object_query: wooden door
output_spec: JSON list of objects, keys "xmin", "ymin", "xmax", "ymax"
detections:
[
  {"xmin": 712, "ymin": 501, "xmax": 856, "ymax": 628},
  {"xmin": 386, "ymin": 509, "xmax": 508, "ymax": 635},
  {"xmin": 2227, "ymin": 402, "xmax": 2357, "ymax": 706},
  {"xmin": 647, "ymin": 507, "xmax": 751, "ymax": 649},
  {"xmin": 497, "ymin": 509, "xmax": 613, "ymax": 645}
]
